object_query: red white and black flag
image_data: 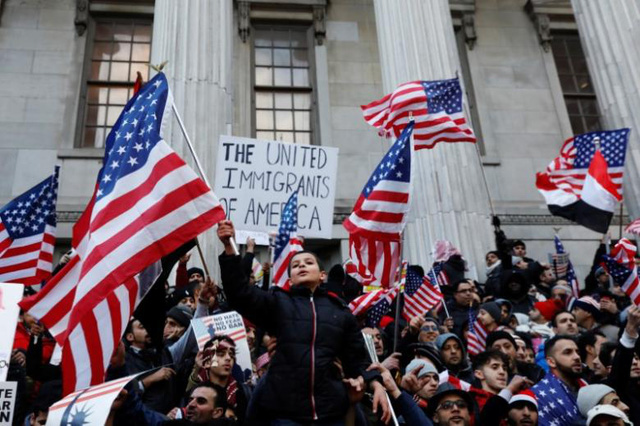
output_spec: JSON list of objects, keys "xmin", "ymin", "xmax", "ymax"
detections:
[{"xmin": 536, "ymin": 129, "xmax": 629, "ymax": 234}]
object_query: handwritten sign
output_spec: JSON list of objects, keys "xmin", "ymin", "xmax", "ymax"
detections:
[
  {"xmin": 0, "ymin": 284, "xmax": 23, "ymax": 382},
  {"xmin": 214, "ymin": 136, "xmax": 338, "ymax": 239},
  {"xmin": 0, "ymin": 382, "xmax": 16, "ymax": 425}
]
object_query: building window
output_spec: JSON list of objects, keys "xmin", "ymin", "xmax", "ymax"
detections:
[
  {"xmin": 253, "ymin": 25, "xmax": 314, "ymax": 145},
  {"xmin": 81, "ymin": 18, "xmax": 152, "ymax": 148},
  {"xmin": 551, "ymin": 34, "xmax": 601, "ymax": 134}
]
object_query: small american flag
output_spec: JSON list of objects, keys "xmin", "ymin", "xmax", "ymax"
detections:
[
  {"xmin": 610, "ymin": 238, "xmax": 636, "ymax": 268},
  {"xmin": 349, "ymin": 288, "xmax": 390, "ymax": 317},
  {"xmin": 537, "ymin": 129, "xmax": 629, "ymax": 198},
  {"xmin": 272, "ymin": 191, "xmax": 303, "ymax": 289},
  {"xmin": 365, "ymin": 286, "xmax": 399, "ymax": 328},
  {"xmin": 602, "ymin": 254, "xmax": 640, "ymax": 306},
  {"xmin": 402, "ymin": 265, "xmax": 444, "ymax": 320},
  {"xmin": 0, "ymin": 167, "xmax": 59, "ymax": 285},
  {"xmin": 361, "ymin": 78, "xmax": 475, "ymax": 150},
  {"xmin": 467, "ymin": 308, "xmax": 487, "ymax": 356},
  {"xmin": 554, "ymin": 235, "xmax": 580, "ymax": 298}
]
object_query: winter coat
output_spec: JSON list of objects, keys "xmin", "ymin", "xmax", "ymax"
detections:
[{"xmin": 219, "ymin": 253, "xmax": 377, "ymax": 423}]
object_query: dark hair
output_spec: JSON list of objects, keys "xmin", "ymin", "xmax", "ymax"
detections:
[
  {"xmin": 472, "ymin": 349, "xmax": 509, "ymax": 371},
  {"xmin": 577, "ymin": 330, "xmax": 606, "ymax": 361},
  {"xmin": 204, "ymin": 335, "xmax": 236, "ymax": 348},
  {"xmin": 409, "ymin": 264, "xmax": 425, "ymax": 277},
  {"xmin": 544, "ymin": 335, "xmax": 577, "ymax": 358},
  {"xmin": 451, "ymin": 278, "xmax": 473, "ymax": 293},
  {"xmin": 514, "ymin": 331, "xmax": 533, "ymax": 350},
  {"xmin": 190, "ymin": 382, "xmax": 228, "ymax": 411},
  {"xmin": 512, "ymin": 240, "xmax": 526, "ymax": 249},
  {"xmin": 551, "ymin": 310, "xmax": 574, "ymax": 328},
  {"xmin": 124, "ymin": 318, "xmax": 141, "ymax": 339},
  {"xmin": 598, "ymin": 342, "xmax": 618, "ymax": 368},
  {"xmin": 287, "ymin": 250, "xmax": 324, "ymax": 275}
]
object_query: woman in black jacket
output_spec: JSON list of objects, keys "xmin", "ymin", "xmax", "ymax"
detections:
[{"xmin": 216, "ymin": 221, "xmax": 389, "ymax": 425}]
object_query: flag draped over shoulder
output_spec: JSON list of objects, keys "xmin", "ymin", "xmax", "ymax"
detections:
[
  {"xmin": 536, "ymin": 129, "xmax": 629, "ymax": 233},
  {"xmin": 0, "ymin": 167, "xmax": 59, "ymax": 285},
  {"xmin": 361, "ymin": 78, "xmax": 475, "ymax": 150},
  {"xmin": 272, "ymin": 191, "xmax": 303, "ymax": 289},
  {"xmin": 20, "ymin": 72, "xmax": 226, "ymax": 394}
]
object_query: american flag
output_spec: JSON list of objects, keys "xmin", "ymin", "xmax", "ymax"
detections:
[
  {"xmin": 20, "ymin": 73, "xmax": 225, "ymax": 394},
  {"xmin": 361, "ymin": 78, "xmax": 475, "ymax": 150},
  {"xmin": 602, "ymin": 255, "xmax": 640, "ymax": 306},
  {"xmin": 467, "ymin": 308, "xmax": 487, "ymax": 356},
  {"xmin": 272, "ymin": 191, "xmax": 303, "ymax": 289},
  {"xmin": 532, "ymin": 374, "xmax": 584, "ymax": 426},
  {"xmin": 365, "ymin": 286, "xmax": 399, "ymax": 328},
  {"xmin": 625, "ymin": 218, "xmax": 640, "ymax": 237},
  {"xmin": 347, "ymin": 235, "xmax": 401, "ymax": 289},
  {"xmin": 554, "ymin": 235, "xmax": 580, "ymax": 299},
  {"xmin": 537, "ymin": 129, "xmax": 629, "ymax": 198},
  {"xmin": 349, "ymin": 286, "xmax": 396, "ymax": 318},
  {"xmin": 402, "ymin": 264, "xmax": 444, "ymax": 320},
  {"xmin": 610, "ymin": 238, "xmax": 636, "ymax": 268},
  {"xmin": 0, "ymin": 167, "xmax": 58, "ymax": 285}
]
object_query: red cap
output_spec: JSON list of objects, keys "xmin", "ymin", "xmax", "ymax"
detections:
[{"xmin": 534, "ymin": 298, "xmax": 564, "ymax": 321}]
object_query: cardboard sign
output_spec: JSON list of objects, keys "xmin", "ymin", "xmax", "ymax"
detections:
[
  {"xmin": 191, "ymin": 311, "xmax": 252, "ymax": 375},
  {"xmin": 0, "ymin": 382, "xmax": 16, "ymax": 425},
  {"xmin": 0, "ymin": 283, "xmax": 24, "ymax": 382},
  {"xmin": 214, "ymin": 135, "xmax": 338, "ymax": 239}
]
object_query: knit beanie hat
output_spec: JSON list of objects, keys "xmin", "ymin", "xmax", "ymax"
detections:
[
  {"xmin": 574, "ymin": 296, "xmax": 601, "ymax": 318},
  {"xmin": 534, "ymin": 299, "xmax": 565, "ymax": 321},
  {"xmin": 510, "ymin": 389, "xmax": 537, "ymax": 409},
  {"xmin": 166, "ymin": 305, "xmax": 194, "ymax": 328},
  {"xmin": 187, "ymin": 267, "xmax": 205, "ymax": 280},
  {"xmin": 577, "ymin": 384, "xmax": 615, "ymax": 417},
  {"xmin": 486, "ymin": 330, "xmax": 517, "ymax": 350},
  {"xmin": 406, "ymin": 358, "xmax": 438, "ymax": 378},
  {"xmin": 480, "ymin": 301, "xmax": 502, "ymax": 323}
]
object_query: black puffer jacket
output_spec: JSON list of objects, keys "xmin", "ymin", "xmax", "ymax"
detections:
[{"xmin": 219, "ymin": 254, "xmax": 376, "ymax": 423}]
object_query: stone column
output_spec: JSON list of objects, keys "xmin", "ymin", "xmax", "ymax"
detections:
[
  {"xmin": 372, "ymin": 0, "xmax": 493, "ymax": 277},
  {"xmin": 151, "ymin": 0, "xmax": 234, "ymax": 271},
  {"xmin": 571, "ymin": 1, "xmax": 640, "ymax": 220}
]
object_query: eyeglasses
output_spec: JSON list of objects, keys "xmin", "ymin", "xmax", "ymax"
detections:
[
  {"xmin": 421, "ymin": 325, "xmax": 438, "ymax": 332},
  {"xmin": 437, "ymin": 400, "xmax": 468, "ymax": 411}
]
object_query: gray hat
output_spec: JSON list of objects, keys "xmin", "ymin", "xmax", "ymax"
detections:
[
  {"xmin": 480, "ymin": 301, "xmax": 502, "ymax": 323},
  {"xmin": 586, "ymin": 405, "xmax": 632, "ymax": 426},
  {"xmin": 166, "ymin": 305, "xmax": 194, "ymax": 328},
  {"xmin": 406, "ymin": 358, "xmax": 438, "ymax": 378},
  {"xmin": 577, "ymin": 384, "xmax": 615, "ymax": 417},
  {"xmin": 435, "ymin": 333, "xmax": 464, "ymax": 352}
]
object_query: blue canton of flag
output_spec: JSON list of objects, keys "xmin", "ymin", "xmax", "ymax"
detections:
[
  {"xmin": 96, "ymin": 75, "xmax": 170, "ymax": 200},
  {"xmin": 532, "ymin": 374, "xmax": 582, "ymax": 426},
  {"xmin": 366, "ymin": 287, "xmax": 398, "ymax": 328},
  {"xmin": 422, "ymin": 80, "xmax": 464, "ymax": 116},
  {"xmin": 571, "ymin": 129, "xmax": 629, "ymax": 169},
  {"xmin": 402, "ymin": 264, "xmax": 444, "ymax": 320}
]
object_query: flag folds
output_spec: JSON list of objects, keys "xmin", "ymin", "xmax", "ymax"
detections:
[{"xmin": 272, "ymin": 191, "xmax": 303, "ymax": 289}]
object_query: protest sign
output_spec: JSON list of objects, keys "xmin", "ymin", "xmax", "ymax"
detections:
[
  {"xmin": 46, "ymin": 373, "xmax": 140, "ymax": 426},
  {"xmin": 191, "ymin": 311, "xmax": 252, "ymax": 375},
  {"xmin": 214, "ymin": 135, "xmax": 338, "ymax": 240},
  {"xmin": 0, "ymin": 284, "xmax": 24, "ymax": 382},
  {"xmin": 0, "ymin": 382, "xmax": 16, "ymax": 425}
]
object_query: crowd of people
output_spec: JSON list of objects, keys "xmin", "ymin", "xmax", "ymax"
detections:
[{"xmin": 7, "ymin": 219, "xmax": 640, "ymax": 425}]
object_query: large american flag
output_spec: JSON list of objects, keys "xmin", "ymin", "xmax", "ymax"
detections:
[
  {"xmin": 361, "ymin": 78, "xmax": 475, "ymax": 150},
  {"xmin": 554, "ymin": 235, "xmax": 580, "ymax": 299},
  {"xmin": 402, "ymin": 264, "xmax": 444, "ymax": 320},
  {"xmin": 467, "ymin": 308, "xmax": 487, "ymax": 356},
  {"xmin": 532, "ymin": 374, "xmax": 585, "ymax": 426},
  {"xmin": 602, "ymin": 254, "xmax": 640, "ymax": 306},
  {"xmin": 272, "ymin": 191, "xmax": 303, "ymax": 289},
  {"xmin": 537, "ymin": 129, "xmax": 629, "ymax": 198},
  {"xmin": 20, "ymin": 72, "xmax": 226, "ymax": 394},
  {"xmin": 0, "ymin": 167, "xmax": 58, "ymax": 285}
]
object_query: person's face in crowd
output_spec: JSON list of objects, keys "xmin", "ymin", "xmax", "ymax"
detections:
[
  {"xmin": 416, "ymin": 372, "xmax": 439, "ymax": 400},
  {"xmin": 185, "ymin": 387, "xmax": 223, "ymax": 423},
  {"xmin": 433, "ymin": 394, "xmax": 471, "ymax": 426},
  {"xmin": 600, "ymin": 391, "xmax": 630, "ymax": 416},
  {"xmin": 475, "ymin": 358, "xmax": 507, "ymax": 394},
  {"xmin": 508, "ymin": 279, "xmax": 523, "ymax": 293},
  {"xmin": 30, "ymin": 410, "xmax": 47, "ymax": 426},
  {"xmin": 589, "ymin": 415, "xmax": 625, "ymax": 426},
  {"xmin": 209, "ymin": 341, "xmax": 236, "ymax": 379},
  {"xmin": 189, "ymin": 272, "xmax": 204, "ymax": 285},
  {"xmin": 547, "ymin": 339, "xmax": 582, "ymax": 379},
  {"xmin": 441, "ymin": 338, "xmax": 463, "ymax": 367},
  {"xmin": 593, "ymin": 334, "xmax": 607, "ymax": 356},
  {"xmin": 289, "ymin": 252, "xmax": 326, "ymax": 288},
  {"xmin": 419, "ymin": 320, "xmax": 440, "ymax": 343},
  {"xmin": 163, "ymin": 317, "xmax": 186, "ymax": 341},
  {"xmin": 477, "ymin": 309, "xmax": 496, "ymax": 328},
  {"xmin": 528, "ymin": 307, "xmax": 543, "ymax": 323},
  {"xmin": 453, "ymin": 281, "xmax": 475, "ymax": 307},
  {"xmin": 512, "ymin": 244, "xmax": 526, "ymax": 257},
  {"xmin": 23, "ymin": 312, "xmax": 38, "ymax": 329},
  {"xmin": 597, "ymin": 272, "xmax": 610, "ymax": 284},
  {"xmin": 127, "ymin": 319, "xmax": 150, "ymax": 349},
  {"xmin": 515, "ymin": 340, "xmax": 527, "ymax": 363},
  {"xmin": 631, "ymin": 353, "xmax": 640, "ymax": 379},
  {"xmin": 539, "ymin": 269, "xmax": 554, "ymax": 284},
  {"xmin": 499, "ymin": 304, "xmax": 510, "ymax": 323},
  {"xmin": 551, "ymin": 287, "xmax": 568, "ymax": 300},
  {"xmin": 362, "ymin": 327, "xmax": 385, "ymax": 356},
  {"xmin": 524, "ymin": 348, "xmax": 535, "ymax": 364},
  {"xmin": 179, "ymin": 296, "xmax": 196, "ymax": 311},
  {"xmin": 592, "ymin": 356, "xmax": 608, "ymax": 380},
  {"xmin": 507, "ymin": 403, "xmax": 538, "ymax": 426},
  {"xmin": 572, "ymin": 306, "xmax": 592, "ymax": 327},
  {"xmin": 246, "ymin": 326, "xmax": 256, "ymax": 351},
  {"xmin": 491, "ymin": 339, "xmax": 517, "ymax": 363},
  {"xmin": 486, "ymin": 252, "xmax": 499, "ymax": 267},
  {"xmin": 553, "ymin": 312, "xmax": 578, "ymax": 335}
]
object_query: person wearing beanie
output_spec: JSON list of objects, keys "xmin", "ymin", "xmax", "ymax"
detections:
[
  {"xmin": 532, "ymin": 299, "xmax": 564, "ymax": 322},
  {"xmin": 508, "ymin": 390, "xmax": 538, "ymax": 426},
  {"xmin": 550, "ymin": 281, "xmax": 573, "ymax": 300},
  {"xmin": 170, "ymin": 286, "xmax": 196, "ymax": 311},
  {"xmin": 487, "ymin": 331, "xmax": 544, "ymax": 383},
  {"xmin": 164, "ymin": 305, "xmax": 194, "ymax": 342},
  {"xmin": 586, "ymin": 405, "xmax": 632, "ymax": 426},
  {"xmin": 572, "ymin": 296, "xmax": 601, "ymax": 331},
  {"xmin": 187, "ymin": 266, "xmax": 205, "ymax": 284},
  {"xmin": 477, "ymin": 302, "xmax": 502, "ymax": 333},
  {"xmin": 578, "ymin": 384, "xmax": 630, "ymax": 418},
  {"xmin": 495, "ymin": 298, "xmax": 514, "ymax": 325},
  {"xmin": 435, "ymin": 333, "xmax": 474, "ymax": 383},
  {"xmin": 401, "ymin": 358, "xmax": 439, "ymax": 401}
]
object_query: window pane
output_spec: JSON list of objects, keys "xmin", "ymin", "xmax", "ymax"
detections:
[
  {"xmin": 110, "ymin": 62, "xmax": 130, "ymax": 80},
  {"xmin": 131, "ymin": 43, "xmax": 150, "ymax": 62},
  {"xmin": 108, "ymin": 88, "xmax": 129, "ymax": 105},
  {"xmin": 256, "ymin": 131, "xmax": 274, "ymax": 140},
  {"xmin": 295, "ymin": 132, "xmax": 310, "ymax": 144},
  {"xmin": 254, "ymin": 30, "xmax": 272, "ymax": 47},
  {"xmin": 114, "ymin": 24, "xmax": 133, "ymax": 41},
  {"xmin": 585, "ymin": 116, "xmax": 601, "ymax": 132},
  {"xmin": 551, "ymin": 38, "xmax": 566, "ymax": 56},
  {"xmin": 294, "ymin": 93, "xmax": 311, "ymax": 109},
  {"xmin": 87, "ymin": 86, "xmax": 107, "ymax": 104},
  {"xmin": 274, "ymin": 68, "xmax": 291, "ymax": 86},
  {"xmin": 96, "ymin": 105, "xmax": 107, "ymax": 125},
  {"xmin": 554, "ymin": 56, "xmax": 571, "ymax": 74},
  {"xmin": 107, "ymin": 106, "xmax": 122, "ymax": 126},
  {"xmin": 559, "ymin": 74, "xmax": 576, "ymax": 93},
  {"xmin": 290, "ymin": 31, "xmax": 307, "ymax": 48},
  {"xmin": 92, "ymin": 42, "xmax": 112, "ymax": 60},
  {"xmin": 112, "ymin": 42, "xmax": 132, "ymax": 61},
  {"xmin": 133, "ymin": 25, "xmax": 152, "ymax": 42},
  {"xmin": 576, "ymin": 74, "xmax": 593, "ymax": 93},
  {"xmin": 581, "ymin": 99, "xmax": 599, "ymax": 115},
  {"xmin": 566, "ymin": 40, "xmax": 584, "ymax": 57},
  {"xmin": 272, "ymin": 30, "xmax": 290, "ymax": 47},
  {"xmin": 91, "ymin": 62, "xmax": 110, "ymax": 80},
  {"xmin": 256, "ymin": 110, "xmax": 274, "ymax": 130},
  {"xmin": 86, "ymin": 106, "xmax": 99, "ymax": 125},
  {"xmin": 292, "ymin": 69, "xmax": 309, "ymax": 87},
  {"xmin": 95, "ymin": 23, "xmax": 113, "ymax": 41},
  {"xmin": 255, "ymin": 48, "xmax": 272, "ymax": 66},
  {"xmin": 256, "ymin": 67, "xmax": 273, "ymax": 85},
  {"xmin": 292, "ymin": 49, "xmax": 308, "ymax": 67},
  {"xmin": 273, "ymin": 48, "xmax": 291, "ymax": 66},
  {"xmin": 569, "ymin": 115, "xmax": 584, "ymax": 134},
  {"xmin": 275, "ymin": 93, "xmax": 292, "ymax": 109},
  {"xmin": 571, "ymin": 57, "xmax": 588, "ymax": 74},
  {"xmin": 255, "ymin": 92, "xmax": 273, "ymax": 108},
  {"xmin": 94, "ymin": 127, "xmax": 106, "ymax": 148},
  {"xmin": 129, "ymin": 63, "xmax": 148, "ymax": 81},
  {"xmin": 294, "ymin": 111, "xmax": 310, "ymax": 131},
  {"xmin": 275, "ymin": 111, "xmax": 293, "ymax": 130},
  {"xmin": 83, "ymin": 127, "xmax": 96, "ymax": 148},
  {"xmin": 276, "ymin": 131, "xmax": 295, "ymax": 142},
  {"xmin": 565, "ymin": 98, "xmax": 580, "ymax": 114}
]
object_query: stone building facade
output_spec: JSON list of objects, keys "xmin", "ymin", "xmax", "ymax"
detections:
[{"xmin": 0, "ymin": 0, "xmax": 638, "ymax": 282}]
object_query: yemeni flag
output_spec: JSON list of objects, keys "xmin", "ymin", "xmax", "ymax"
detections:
[{"xmin": 536, "ymin": 130, "xmax": 629, "ymax": 234}]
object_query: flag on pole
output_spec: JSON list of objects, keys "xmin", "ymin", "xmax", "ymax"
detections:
[
  {"xmin": 610, "ymin": 238, "xmax": 637, "ymax": 268},
  {"xmin": 554, "ymin": 235, "xmax": 580, "ymax": 299},
  {"xmin": 601, "ymin": 255, "xmax": 640, "ymax": 307},
  {"xmin": 361, "ymin": 78, "xmax": 475, "ymax": 150},
  {"xmin": 272, "ymin": 191, "xmax": 303, "ymax": 289},
  {"xmin": 467, "ymin": 308, "xmax": 487, "ymax": 356},
  {"xmin": 402, "ymin": 265, "xmax": 444, "ymax": 320},
  {"xmin": 365, "ymin": 286, "xmax": 399, "ymax": 328},
  {"xmin": 347, "ymin": 235, "xmax": 401, "ymax": 289},
  {"xmin": 0, "ymin": 167, "xmax": 59, "ymax": 285},
  {"xmin": 536, "ymin": 129, "xmax": 629, "ymax": 233}
]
